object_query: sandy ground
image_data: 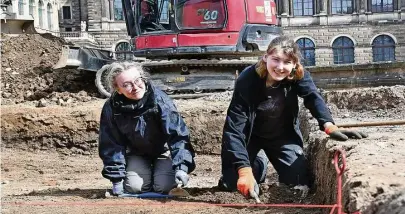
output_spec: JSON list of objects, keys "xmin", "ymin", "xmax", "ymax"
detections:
[
  {"xmin": 1, "ymin": 149, "xmax": 325, "ymax": 214},
  {"xmin": 2, "ymin": 86, "xmax": 405, "ymax": 214}
]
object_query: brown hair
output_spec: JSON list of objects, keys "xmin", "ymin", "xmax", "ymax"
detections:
[{"xmin": 255, "ymin": 36, "xmax": 304, "ymax": 81}]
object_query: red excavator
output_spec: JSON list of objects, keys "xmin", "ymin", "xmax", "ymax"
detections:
[{"xmin": 55, "ymin": 0, "xmax": 281, "ymax": 97}]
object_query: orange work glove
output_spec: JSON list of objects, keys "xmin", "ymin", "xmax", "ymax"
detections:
[
  {"xmin": 237, "ymin": 167, "xmax": 258, "ymax": 197},
  {"xmin": 325, "ymin": 125, "xmax": 368, "ymax": 141}
]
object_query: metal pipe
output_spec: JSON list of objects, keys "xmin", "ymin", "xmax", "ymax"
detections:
[{"xmin": 337, "ymin": 120, "xmax": 405, "ymax": 128}]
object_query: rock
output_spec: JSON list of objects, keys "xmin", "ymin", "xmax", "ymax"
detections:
[
  {"xmin": 2, "ymin": 180, "xmax": 10, "ymax": 185},
  {"xmin": 57, "ymin": 99, "xmax": 64, "ymax": 105},
  {"xmin": 2, "ymin": 92, "xmax": 11, "ymax": 98},
  {"xmin": 5, "ymin": 67, "xmax": 11, "ymax": 72},
  {"xmin": 24, "ymin": 91, "xmax": 33, "ymax": 98},
  {"xmin": 105, "ymin": 191, "xmax": 112, "ymax": 198},
  {"xmin": 37, "ymin": 98, "xmax": 47, "ymax": 107},
  {"xmin": 77, "ymin": 91, "xmax": 88, "ymax": 97}
]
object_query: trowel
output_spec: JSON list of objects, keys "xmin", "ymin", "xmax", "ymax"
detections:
[
  {"xmin": 168, "ymin": 183, "xmax": 190, "ymax": 197},
  {"xmin": 249, "ymin": 189, "xmax": 261, "ymax": 203}
]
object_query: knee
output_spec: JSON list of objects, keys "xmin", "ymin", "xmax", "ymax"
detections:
[
  {"xmin": 256, "ymin": 149, "xmax": 269, "ymax": 163},
  {"xmin": 279, "ymin": 155, "xmax": 309, "ymax": 186},
  {"xmin": 153, "ymin": 180, "xmax": 176, "ymax": 194},
  {"xmin": 124, "ymin": 176, "xmax": 144, "ymax": 194}
]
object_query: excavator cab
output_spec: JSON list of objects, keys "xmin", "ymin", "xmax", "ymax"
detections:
[{"xmin": 124, "ymin": 0, "xmax": 281, "ymax": 58}]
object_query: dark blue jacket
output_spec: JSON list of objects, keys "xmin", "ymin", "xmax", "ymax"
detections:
[
  {"xmin": 98, "ymin": 83, "xmax": 195, "ymax": 182},
  {"xmin": 221, "ymin": 65, "xmax": 334, "ymax": 171}
]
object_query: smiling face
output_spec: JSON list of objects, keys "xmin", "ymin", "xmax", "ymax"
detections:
[
  {"xmin": 262, "ymin": 49, "xmax": 297, "ymax": 83},
  {"xmin": 115, "ymin": 67, "xmax": 146, "ymax": 100}
]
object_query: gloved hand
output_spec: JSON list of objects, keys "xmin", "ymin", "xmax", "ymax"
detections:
[
  {"xmin": 237, "ymin": 167, "xmax": 260, "ymax": 198},
  {"xmin": 325, "ymin": 125, "xmax": 368, "ymax": 141},
  {"xmin": 112, "ymin": 180, "xmax": 124, "ymax": 195},
  {"xmin": 175, "ymin": 170, "xmax": 189, "ymax": 187}
]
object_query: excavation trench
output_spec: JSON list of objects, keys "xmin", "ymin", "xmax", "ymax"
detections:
[
  {"xmin": 2, "ymin": 33, "xmax": 405, "ymax": 214},
  {"xmin": 2, "ymin": 86, "xmax": 405, "ymax": 213}
]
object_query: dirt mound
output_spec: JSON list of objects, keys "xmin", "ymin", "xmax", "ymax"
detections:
[
  {"xmin": 323, "ymin": 86, "xmax": 405, "ymax": 111},
  {"xmin": 1, "ymin": 34, "xmax": 100, "ymax": 106}
]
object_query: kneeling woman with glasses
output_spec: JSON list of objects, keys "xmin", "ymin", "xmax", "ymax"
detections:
[{"xmin": 98, "ymin": 62, "xmax": 195, "ymax": 195}]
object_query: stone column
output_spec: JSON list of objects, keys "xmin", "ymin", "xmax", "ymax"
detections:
[
  {"xmin": 87, "ymin": 0, "xmax": 102, "ymax": 31},
  {"xmin": 319, "ymin": 0, "xmax": 328, "ymax": 14},
  {"xmin": 400, "ymin": 0, "xmax": 405, "ymax": 21},
  {"xmin": 281, "ymin": 0, "xmax": 290, "ymax": 15},
  {"xmin": 100, "ymin": 0, "xmax": 108, "ymax": 19},
  {"xmin": 280, "ymin": 0, "xmax": 290, "ymax": 26},
  {"xmin": 319, "ymin": 0, "xmax": 328, "ymax": 25},
  {"xmin": 109, "ymin": 0, "xmax": 114, "ymax": 20},
  {"xmin": 358, "ymin": 0, "xmax": 365, "ymax": 13}
]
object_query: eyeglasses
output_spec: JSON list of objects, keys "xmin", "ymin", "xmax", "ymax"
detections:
[{"xmin": 120, "ymin": 77, "xmax": 144, "ymax": 91}]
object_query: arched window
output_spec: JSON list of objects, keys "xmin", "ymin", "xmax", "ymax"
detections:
[
  {"xmin": 296, "ymin": 38, "xmax": 315, "ymax": 66},
  {"xmin": 38, "ymin": 0, "xmax": 44, "ymax": 28},
  {"xmin": 114, "ymin": 0, "xmax": 124, "ymax": 20},
  {"xmin": 293, "ymin": 0, "xmax": 314, "ymax": 16},
  {"xmin": 47, "ymin": 3, "xmax": 52, "ymax": 29},
  {"xmin": 115, "ymin": 41, "xmax": 132, "ymax": 60},
  {"xmin": 331, "ymin": 0, "xmax": 353, "ymax": 14},
  {"xmin": 29, "ymin": 0, "xmax": 34, "ymax": 16},
  {"xmin": 18, "ymin": 0, "xmax": 24, "ymax": 15},
  {"xmin": 332, "ymin": 36, "xmax": 354, "ymax": 64},
  {"xmin": 372, "ymin": 35, "xmax": 395, "ymax": 62}
]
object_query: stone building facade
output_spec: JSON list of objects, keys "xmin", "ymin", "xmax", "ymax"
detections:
[
  {"xmin": 60, "ymin": 0, "xmax": 404, "ymax": 66},
  {"xmin": 1, "ymin": 0, "xmax": 60, "ymax": 33}
]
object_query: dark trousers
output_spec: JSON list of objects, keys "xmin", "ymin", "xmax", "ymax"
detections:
[{"xmin": 219, "ymin": 135, "xmax": 310, "ymax": 191}]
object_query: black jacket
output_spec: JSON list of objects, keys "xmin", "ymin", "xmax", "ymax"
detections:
[
  {"xmin": 221, "ymin": 65, "xmax": 334, "ymax": 171},
  {"xmin": 98, "ymin": 83, "xmax": 195, "ymax": 182}
]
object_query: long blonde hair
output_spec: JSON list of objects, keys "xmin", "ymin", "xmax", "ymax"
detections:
[{"xmin": 256, "ymin": 36, "xmax": 304, "ymax": 81}]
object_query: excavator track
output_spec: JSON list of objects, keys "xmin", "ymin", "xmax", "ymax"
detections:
[{"xmin": 142, "ymin": 58, "xmax": 258, "ymax": 95}]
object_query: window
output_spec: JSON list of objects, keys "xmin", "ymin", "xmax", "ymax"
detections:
[
  {"xmin": 65, "ymin": 27, "xmax": 72, "ymax": 31},
  {"xmin": 296, "ymin": 38, "xmax": 315, "ymax": 66},
  {"xmin": 38, "ymin": 0, "xmax": 44, "ymax": 28},
  {"xmin": 18, "ymin": 0, "xmax": 24, "ymax": 15},
  {"xmin": 175, "ymin": 0, "xmax": 226, "ymax": 29},
  {"xmin": 293, "ymin": 0, "xmax": 314, "ymax": 16},
  {"xmin": 47, "ymin": 3, "xmax": 52, "ymax": 29},
  {"xmin": 371, "ymin": 0, "xmax": 393, "ymax": 12},
  {"xmin": 114, "ymin": 0, "xmax": 124, "ymax": 20},
  {"xmin": 29, "ymin": 0, "xmax": 34, "ymax": 16},
  {"xmin": 158, "ymin": 0, "xmax": 170, "ymax": 23},
  {"xmin": 115, "ymin": 41, "xmax": 133, "ymax": 60},
  {"xmin": 62, "ymin": 6, "xmax": 71, "ymax": 19},
  {"xmin": 332, "ymin": 0, "xmax": 353, "ymax": 14},
  {"xmin": 372, "ymin": 35, "xmax": 395, "ymax": 62},
  {"xmin": 332, "ymin": 36, "xmax": 355, "ymax": 64}
]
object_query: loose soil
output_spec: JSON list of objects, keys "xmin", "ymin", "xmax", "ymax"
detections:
[{"xmin": 1, "ymin": 34, "xmax": 405, "ymax": 214}]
